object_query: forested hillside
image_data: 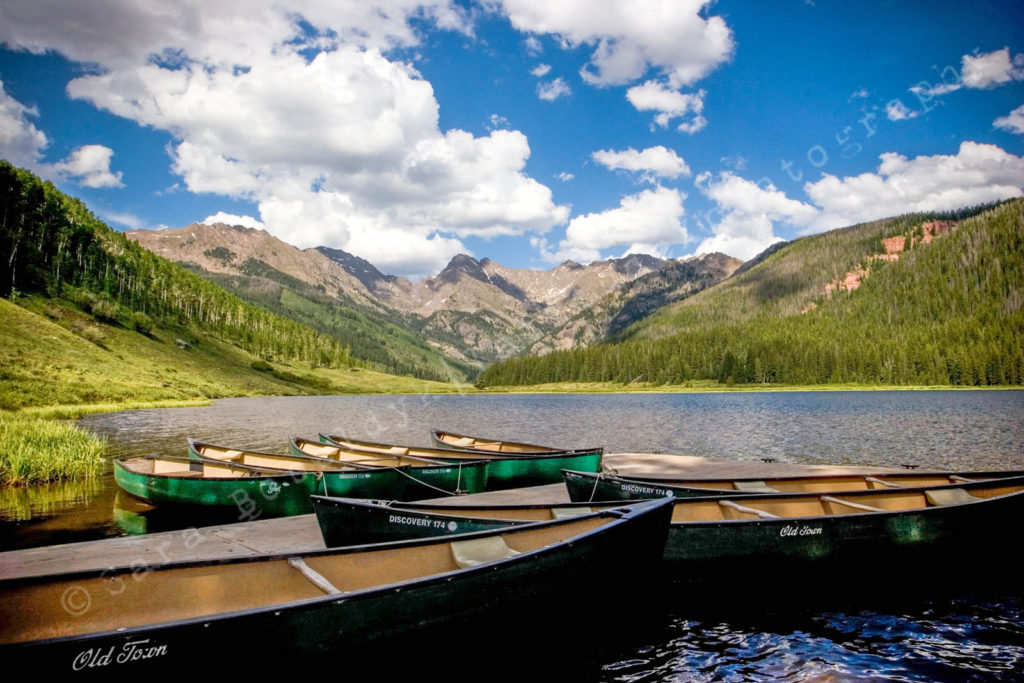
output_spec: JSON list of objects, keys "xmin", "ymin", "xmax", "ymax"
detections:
[
  {"xmin": 0, "ymin": 162, "xmax": 355, "ymax": 369},
  {"xmin": 479, "ymin": 200, "xmax": 1024, "ymax": 387}
]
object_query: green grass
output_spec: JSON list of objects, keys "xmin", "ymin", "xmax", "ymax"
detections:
[
  {"xmin": 0, "ymin": 296, "xmax": 472, "ymax": 485},
  {"xmin": 0, "ymin": 296, "xmax": 462, "ymax": 413},
  {"xmin": 0, "ymin": 414, "xmax": 106, "ymax": 485}
]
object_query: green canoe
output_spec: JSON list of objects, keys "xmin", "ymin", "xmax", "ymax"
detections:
[
  {"xmin": 561, "ymin": 467, "xmax": 1024, "ymax": 501},
  {"xmin": 113, "ymin": 454, "xmax": 318, "ymax": 518},
  {"xmin": 0, "ymin": 498, "xmax": 674, "ymax": 673},
  {"xmin": 430, "ymin": 428, "xmax": 564, "ymax": 453},
  {"xmin": 319, "ymin": 433, "xmax": 603, "ymax": 490},
  {"xmin": 289, "ymin": 436, "xmax": 489, "ymax": 499},
  {"xmin": 313, "ymin": 495, "xmax": 617, "ymax": 546},
  {"xmin": 317, "ymin": 475, "xmax": 1024, "ymax": 576}
]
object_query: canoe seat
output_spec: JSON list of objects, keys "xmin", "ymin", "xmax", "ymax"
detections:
[
  {"xmin": 451, "ymin": 536, "xmax": 520, "ymax": 569},
  {"xmin": 550, "ymin": 507, "xmax": 590, "ymax": 520},
  {"xmin": 925, "ymin": 488, "xmax": 980, "ymax": 507},
  {"xmin": 733, "ymin": 481, "xmax": 779, "ymax": 493}
]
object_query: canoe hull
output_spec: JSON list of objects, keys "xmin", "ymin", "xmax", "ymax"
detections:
[
  {"xmin": 112, "ymin": 460, "xmax": 316, "ymax": 517},
  {"xmin": 313, "ymin": 496, "xmax": 532, "ymax": 546},
  {"xmin": 480, "ymin": 451, "xmax": 602, "ymax": 489},
  {"xmin": 289, "ymin": 439, "xmax": 489, "ymax": 500},
  {"xmin": 0, "ymin": 499, "xmax": 674, "ymax": 673},
  {"xmin": 663, "ymin": 485, "xmax": 1020, "ymax": 573},
  {"xmin": 317, "ymin": 462, "xmax": 488, "ymax": 501},
  {"xmin": 319, "ymin": 433, "xmax": 602, "ymax": 490}
]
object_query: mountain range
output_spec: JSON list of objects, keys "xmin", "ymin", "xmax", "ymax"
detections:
[{"xmin": 126, "ymin": 223, "xmax": 741, "ymax": 373}]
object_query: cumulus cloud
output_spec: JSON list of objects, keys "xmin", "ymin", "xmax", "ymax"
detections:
[
  {"xmin": 805, "ymin": 142, "xmax": 1024, "ymax": 231},
  {"xmin": 626, "ymin": 82, "xmax": 706, "ymax": 133},
  {"xmin": 694, "ymin": 172, "xmax": 818, "ymax": 261},
  {"xmin": 496, "ymin": 0, "xmax": 733, "ymax": 88},
  {"xmin": 1, "ymin": 81, "xmax": 125, "ymax": 188},
  {"xmin": 0, "ymin": 0, "xmax": 567, "ymax": 278},
  {"xmin": 49, "ymin": 145, "xmax": 123, "ymax": 188},
  {"xmin": 910, "ymin": 47, "xmax": 1024, "ymax": 98},
  {"xmin": 536, "ymin": 185, "xmax": 687, "ymax": 263},
  {"xmin": 495, "ymin": 1, "xmax": 728, "ymax": 132},
  {"xmin": 202, "ymin": 212, "xmax": 266, "ymax": 229},
  {"xmin": 994, "ymin": 103, "xmax": 1024, "ymax": 135},
  {"xmin": 592, "ymin": 145, "xmax": 690, "ymax": 182},
  {"xmin": 0, "ymin": 78, "xmax": 48, "ymax": 166},
  {"xmin": 961, "ymin": 47, "xmax": 1024, "ymax": 89},
  {"xmin": 537, "ymin": 77, "xmax": 571, "ymax": 101},
  {"xmin": 530, "ymin": 63, "xmax": 551, "ymax": 77}
]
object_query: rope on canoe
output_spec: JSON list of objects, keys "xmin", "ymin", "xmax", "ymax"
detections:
[
  {"xmin": 390, "ymin": 466, "xmax": 461, "ymax": 497},
  {"xmin": 586, "ymin": 471, "xmax": 604, "ymax": 503}
]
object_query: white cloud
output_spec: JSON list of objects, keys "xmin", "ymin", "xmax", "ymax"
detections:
[
  {"xmin": 0, "ymin": 78, "xmax": 48, "ymax": 167},
  {"xmin": 523, "ymin": 36, "xmax": 543, "ymax": 55},
  {"xmin": 555, "ymin": 172, "xmax": 574, "ymax": 182},
  {"xmin": 537, "ymin": 185, "xmax": 687, "ymax": 263},
  {"xmin": 530, "ymin": 63, "xmax": 551, "ymax": 77},
  {"xmin": 885, "ymin": 100, "xmax": 918, "ymax": 121},
  {"xmin": 994, "ymin": 103, "xmax": 1024, "ymax": 135},
  {"xmin": 202, "ymin": 212, "xmax": 265, "ymax": 229},
  {"xmin": 0, "ymin": 1, "xmax": 567, "ymax": 278},
  {"xmin": 592, "ymin": 145, "xmax": 690, "ymax": 181},
  {"xmin": 805, "ymin": 141, "xmax": 1024, "ymax": 231},
  {"xmin": 961, "ymin": 47, "xmax": 1024, "ymax": 89},
  {"xmin": 537, "ymin": 77, "xmax": 571, "ymax": 101},
  {"xmin": 911, "ymin": 48, "xmax": 1024, "ymax": 98},
  {"xmin": 1, "ymin": 82, "xmax": 125, "ymax": 188},
  {"xmin": 694, "ymin": 172, "xmax": 818, "ymax": 261},
  {"xmin": 496, "ymin": 0, "xmax": 733, "ymax": 88},
  {"xmin": 50, "ymin": 145, "xmax": 123, "ymax": 188},
  {"xmin": 626, "ymin": 82, "xmax": 706, "ymax": 133}
]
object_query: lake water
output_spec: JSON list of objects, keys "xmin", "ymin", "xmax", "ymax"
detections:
[{"xmin": 3, "ymin": 390, "xmax": 1024, "ymax": 680}]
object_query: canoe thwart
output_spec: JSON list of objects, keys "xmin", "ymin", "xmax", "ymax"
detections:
[
  {"xmin": 864, "ymin": 476, "xmax": 903, "ymax": 488},
  {"xmin": 451, "ymin": 535, "xmax": 521, "ymax": 569},
  {"xmin": 925, "ymin": 488, "xmax": 980, "ymax": 507},
  {"xmin": 718, "ymin": 500, "xmax": 779, "ymax": 519},
  {"xmin": 820, "ymin": 496, "xmax": 884, "ymax": 513},
  {"xmin": 550, "ymin": 507, "xmax": 591, "ymax": 520},
  {"xmin": 288, "ymin": 557, "xmax": 342, "ymax": 595}
]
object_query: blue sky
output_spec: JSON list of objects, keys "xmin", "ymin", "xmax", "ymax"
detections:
[{"xmin": 1, "ymin": 0, "xmax": 1023, "ymax": 279}]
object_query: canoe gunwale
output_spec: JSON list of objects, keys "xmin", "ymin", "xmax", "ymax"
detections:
[
  {"xmin": 186, "ymin": 438, "xmax": 375, "ymax": 473},
  {"xmin": 563, "ymin": 469, "xmax": 1024, "ymax": 503},
  {"xmin": 115, "ymin": 455, "xmax": 321, "ymax": 482},
  {"xmin": 0, "ymin": 498, "xmax": 673, "ymax": 650},
  {"xmin": 323, "ymin": 432, "xmax": 603, "ymax": 461},
  {"xmin": 429, "ymin": 428, "xmax": 602, "ymax": 456},
  {"xmin": 562, "ymin": 469, "xmax": 1024, "ymax": 525}
]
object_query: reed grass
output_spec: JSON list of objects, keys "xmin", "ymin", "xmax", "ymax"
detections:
[{"xmin": 0, "ymin": 414, "xmax": 107, "ymax": 485}]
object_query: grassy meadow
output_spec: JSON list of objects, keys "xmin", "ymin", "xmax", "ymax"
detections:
[{"xmin": 0, "ymin": 296, "xmax": 466, "ymax": 485}]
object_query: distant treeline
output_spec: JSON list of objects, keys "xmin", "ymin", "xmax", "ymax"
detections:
[
  {"xmin": 0, "ymin": 161, "xmax": 353, "ymax": 369},
  {"xmin": 479, "ymin": 201, "xmax": 1024, "ymax": 387}
]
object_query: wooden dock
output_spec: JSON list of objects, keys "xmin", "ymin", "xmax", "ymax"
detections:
[{"xmin": 0, "ymin": 453, "xmax": 895, "ymax": 580}]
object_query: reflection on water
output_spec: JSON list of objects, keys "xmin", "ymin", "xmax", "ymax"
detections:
[
  {"xmin": 0, "ymin": 477, "xmax": 102, "ymax": 522},
  {"xmin": 597, "ymin": 591, "xmax": 1024, "ymax": 682}
]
